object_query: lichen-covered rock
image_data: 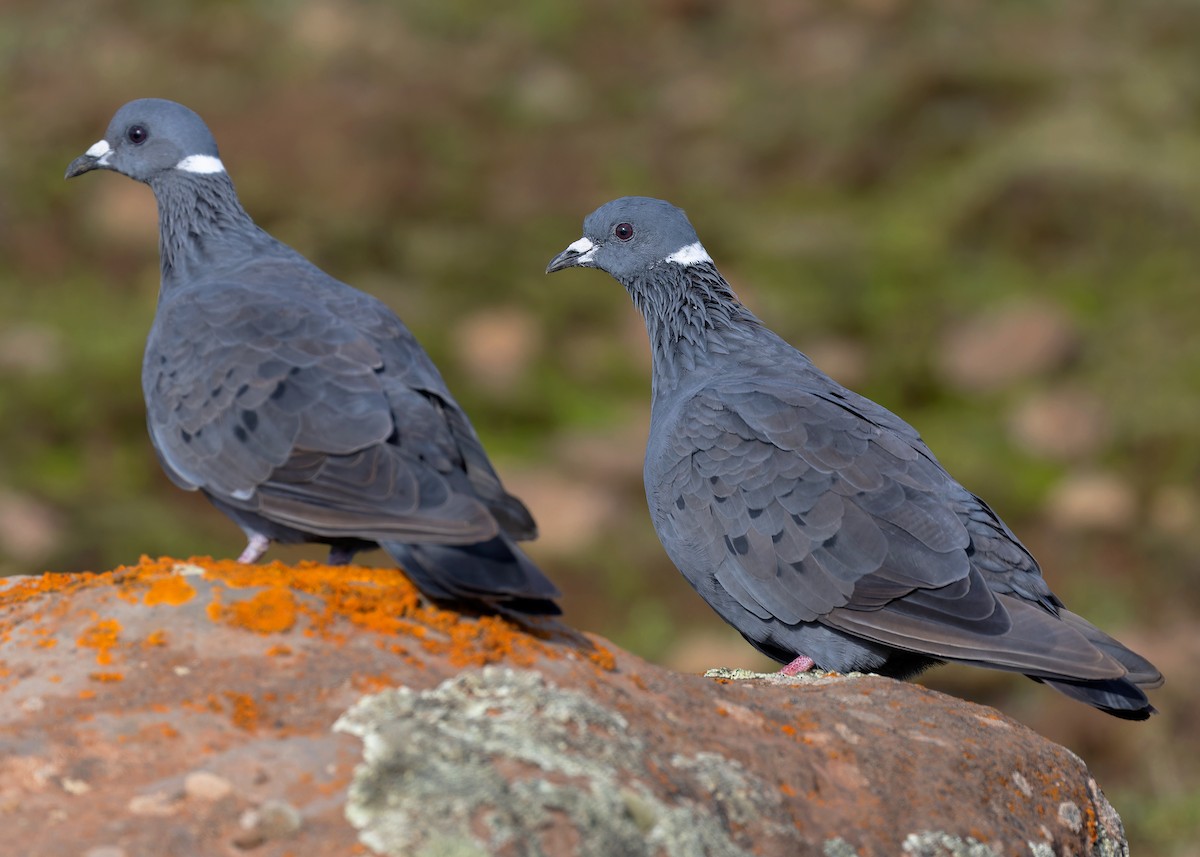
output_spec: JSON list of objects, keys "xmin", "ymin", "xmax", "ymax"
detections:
[
  {"xmin": 0, "ymin": 557, "xmax": 1128, "ymax": 856},
  {"xmin": 335, "ymin": 668, "xmax": 782, "ymax": 857}
]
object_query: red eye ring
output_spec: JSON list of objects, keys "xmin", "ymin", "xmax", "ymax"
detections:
[{"xmin": 614, "ymin": 222, "xmax": 634, "ymax": 241}]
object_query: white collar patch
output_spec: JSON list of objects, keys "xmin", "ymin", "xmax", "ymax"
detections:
[
  {"xmin": 175, "ymin": 154, "xmax": 226, "ymax": 175},
  {"xmin": 664, "ymin": 241, "xmax": 712, "ymax": 266}
]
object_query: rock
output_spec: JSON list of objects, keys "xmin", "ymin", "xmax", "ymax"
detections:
[
  {"xmin": 452, "ymin": 306, "xmax": 543, "ymax": 395},
  {"xmin": 498, "ymin": 469, "xmax": 620, "ymax": 554},
  {"xmin": 0, "ymin": 323, "xmax": 63, "ymax": 376},
  {"xmin": 802, "ymin": 336, "xmax": 871, "ymax": 390},
  {"xmin": 1045, "ymin": 471, "xmax": 1138, "ymax": 531},
  {"xmin": 1148, "ymin": 485, "xmax": 1200, "ymax": 541},
  {"xmin": 0, "ymin": 490, "xmax": 63, "ymax": 565},
  {"xmin": 661, "ymin": 627, "xmax": 775, "ymax": 674},
  {"xmin": 183, "ymin": 771, "xmax": 234, "ymax": 803},
  {"xmin": 937, "ymin": 300, "xmax": 1078, "ymax": 392},
  {"xmin": 0, "ymin": 557, "xmax": 1129, "ymax": 856},
  {"xmin": 1009, "ymin": 387, "xmax": 1110, "ymax": 461}
]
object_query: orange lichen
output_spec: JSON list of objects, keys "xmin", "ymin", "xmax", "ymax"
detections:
[
  {"xmin": 76, "ymin": 618, "xmax": 122, "ymax": 666},
  {"xmin": 197, "ymin": 558, "xmax": 576, "ymax": 670},
  {"xmin": 143, "ymin": 574, "xmax": 197, "ymax": 607},
  {"xmin": 0, "ymin": 572, "xmax": 97, "ymax": 608},
  {"xmin": 89, "ymin": 672, "xmax": 125, "ymax": 682},
  {"xmin": 587, "ymin": 644, "xmax": 616, "ymax": 672},
  {"xmin": 78, "ymin": 689, "xmax": 96, "ymax": 700},
  {"xmin": 153, "ymin": 723, "xmax": 180, "ymax": 740},
  {"xmin": 222, "ymin": 691, "xmax": 261, "ymax": 731},
  {"xmin": 266, "ymin": 644, "xmax": 292, "ymax": 657},
  {"xmin": 208, "ymin": 587, "xmax": 298, "ymax": 634},
  {"xmin": 5, "ymin": 556, "xmax": 601, "ymax": 683},
  {"xmin": 352, "ymin": 673, "xmax": 395, "ymax": 693},
  {"xmin": 780, "ymin": 724, "xmax": 797, "ymax": 736},
  {"xmin": 780, "ymin": 782, "xmax": 796, "ymax": 797},
  {"xmin": 426, "ymin": 614, "xmax": 543, "ymax": 668}
]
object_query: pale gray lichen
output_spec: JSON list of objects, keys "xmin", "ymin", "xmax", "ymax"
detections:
[
  {"xmin": 703, "ymin": 667, "xmax": 870, "ymax": 686},
  {"xmin": 1086, "ymin": 778, "xmax": 1130, "ymax": 857},
  {"xmin": 823, "ymin": 837, "xmax": 861, "ymax": 857},
  {"xmin": 1057, "ymin": 800, "xmax": 1082, "ymax": 834},
  {"xmin": 1011, "ymin": 771, "xmax": 1033, "ymax": 798},
  {"xmin": 668, "ymin": 752, "xmax": 779, "ymax": 829},
  {"xmin": 334, "ymin": 667, "xmax": 780, "ymax": 857},
  {"xmin": 901, "ymin": 832, "xmax": 999, "ymax": 857}
]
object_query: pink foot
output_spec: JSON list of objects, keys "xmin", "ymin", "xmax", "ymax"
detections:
[
  {"xmin": 779, "ymin": 655, "xmax": 815, "ymax": 676},
  {"xmin": 237, "ymin": 533, "xmax": 270, "ymax": 564}
]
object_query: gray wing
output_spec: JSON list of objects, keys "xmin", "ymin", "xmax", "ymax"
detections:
[
  {"xmin": 652, "ymin": 378, "xmax": 1128, "ymax": 680},
  {"xmin": 419, "ymin": 389, "xmax": 537, "ymax": 540},
  {"xmin": 331, "ymin": 276, "xmax": 537, "ymax": 540},
  {"xmin": 143, "ymin": 278, "xmax": 499, "ymax": 544}
]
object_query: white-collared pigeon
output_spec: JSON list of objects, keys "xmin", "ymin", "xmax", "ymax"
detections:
[
  {"xmin": 66, "ymin": 98, "xmax": 560, "ymax": 616},
  {"xmin": 547, "ymin": 196, "xmax": 1161, "ymax": 717}
]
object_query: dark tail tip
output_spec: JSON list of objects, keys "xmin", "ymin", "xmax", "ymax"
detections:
[
  {"xmin": 382, "ymin": 537, "xmax": 562, "ymax": 618},
  {"xmin": 1035, "ymin": 675, "xmax": 1157, "ymax": 721}
]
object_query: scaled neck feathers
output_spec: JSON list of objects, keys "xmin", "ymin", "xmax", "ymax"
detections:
[
  {"xmin": 150, "ymin": 171, "xmax": 284, "ymax": 293},
  {"xmin": 624, "ymin": 260, "xmax": 763, "ymax": 391}
]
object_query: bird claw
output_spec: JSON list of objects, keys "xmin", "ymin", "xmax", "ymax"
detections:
[
  {"xmin": 237, "ymin": 533, "xmax": 270, "ymax": 564},
  {"xmin": 779, "ymin": 655, "xmax": 815, "ymax": 676}
]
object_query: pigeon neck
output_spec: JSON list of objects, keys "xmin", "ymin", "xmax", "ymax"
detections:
[
  {"xmin": 150, "ymin": 171, "xmax": 274, "ymax": 292},
  {"xmin": 626, "ymin": 262, "xmax": 762, "ymax": 391}
]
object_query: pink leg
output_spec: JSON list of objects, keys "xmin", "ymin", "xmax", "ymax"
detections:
[
  {"xmin": 779, "ymin": 655, "xmax": 815, "ymax": 676},
  {"xmin": 237, "ymin": 533, "xmax": 270, "ymax": 564}
]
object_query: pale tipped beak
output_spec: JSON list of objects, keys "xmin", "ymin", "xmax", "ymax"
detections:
[
  {"xmin": 65, "ymin": 139, "xmax": 113, "ymax": 179},
  {"xmin": 546, "ymin": 236, "xmax": 596, "ymax": 273}
]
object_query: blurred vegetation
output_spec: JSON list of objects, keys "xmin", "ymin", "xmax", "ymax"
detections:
[{"xmin": 3, "ymin": 0, "xmax": 1200, "ymax": 851}]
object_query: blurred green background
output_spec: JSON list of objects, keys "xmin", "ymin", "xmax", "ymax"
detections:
[{"xmin": 3, "ymin": 0, "xmax": 1199, "ymax": 851}]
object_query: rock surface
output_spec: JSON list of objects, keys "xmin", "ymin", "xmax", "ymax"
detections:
[{"xmin": 0, "ymin": 557, "xmax": 1128, "ymax": 856}]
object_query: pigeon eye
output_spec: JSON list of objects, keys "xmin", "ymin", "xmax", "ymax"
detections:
[
  {"xmin": 614, "ymin": 222, "xmax": 634, "ymax": 241},
  {"xmin": 127, "ymin": 125, "xmax": 148, "ymax": 145}
]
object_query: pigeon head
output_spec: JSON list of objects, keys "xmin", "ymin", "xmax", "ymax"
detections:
[
  {"xmin": 65, "ymin": 98, "xmax": 225, "ymax": 184},
  {"xmin": 546, "ymin": 197, "xmax": 712, "ymax": 282}
]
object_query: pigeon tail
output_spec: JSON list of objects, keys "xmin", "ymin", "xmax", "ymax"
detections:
[
  {"xmin": 382, "ymin": 536, "xmax": 562, "ymax": 618},
  {"xmin": 1056, "ymin": 608, "xmax": 1164, "ymax": 689}
]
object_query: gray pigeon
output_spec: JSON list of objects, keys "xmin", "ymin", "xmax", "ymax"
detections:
[
  {"xmin": 65, "ymin": 98, "xmax": 560, "ymax": 616},
  {"xmin": 547, "ymin": 196, "xmax": 1162, "ymax": 718}
]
